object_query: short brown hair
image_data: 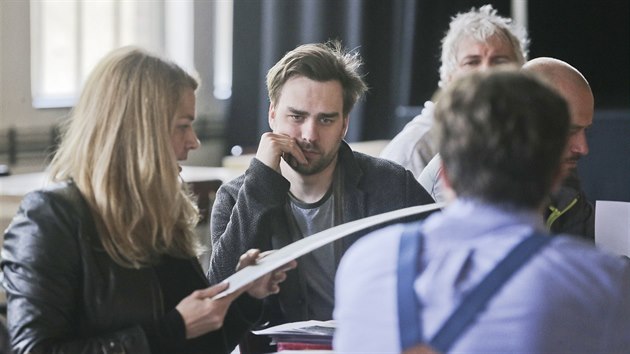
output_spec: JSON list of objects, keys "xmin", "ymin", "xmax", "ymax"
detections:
[
  {"xmin": 435, "ymin": 69, "xmax": 569, "ymax": 208},
  {"xmin": 266, "ymin": 40, "xmax": 367, "ymax": 116}
]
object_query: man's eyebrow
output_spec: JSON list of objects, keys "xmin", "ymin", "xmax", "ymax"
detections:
[
  {"xmin": 491, "ymin": 54, "xmax": 512, "ymax": 59},
  {"xmin": 460, "ymin": 54, "xmax": 512, "ymax": 60},
  {"xmin": 287, "ymin": 106, "xmax": 339, "ymax": 118},
  {"xmin": 287, "ymin": 107, "xmax": 308, "ymax": 115},
  {"xmin": 571, "ymin": 122, "xmax": 592, "ymax": 128},
  {"xmin": 458, "ymin": 54, "xmax": 482, "ymax": 63},
  {"xmin": 318, "ymin": 111, "xmax": 340, "ymax": 119}
]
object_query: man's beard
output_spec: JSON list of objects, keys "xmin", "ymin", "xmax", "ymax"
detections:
[
  {"xmin": 560, "ymin": 153, "xmax": 582, "ymax": 180},
  {"xmin": 563, "ymin": 153, "xmax": 581, "ymax": 168},
  {"xmin": 288, "ymin": 140, "xmax": 340, "ymax": 176}
]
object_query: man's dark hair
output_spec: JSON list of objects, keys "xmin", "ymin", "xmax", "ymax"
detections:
[
  {"xmin": 435, "ymin": 69, "xmax": 570, "ymax": 208},
  {"xmin": 266, "ymin": 40, "xmax": 368, "ymax": 117}
]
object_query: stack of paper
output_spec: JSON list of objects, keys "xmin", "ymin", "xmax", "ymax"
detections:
[{"xmin": 252, "ymin": 320, "xmax": 335, "ymax": 351}]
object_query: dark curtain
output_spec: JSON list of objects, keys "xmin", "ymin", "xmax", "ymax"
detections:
[
  {"xmin": 226, "ymin": 0, "xmax": 511, "ymax": 153},
  {"xmin": 528, "ymin": 0, "xmax": 630, "ymax": 109}
]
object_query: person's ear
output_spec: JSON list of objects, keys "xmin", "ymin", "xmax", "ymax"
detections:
[
  {"xmin": 438, "ymin": 159, "xmax": 452, "ymax": 189},
  {"xmin": 439, "ymin": 159, "xmax": 457, "ymax": 203},
  {"xmin": 268, "ymin": 103, "xmax": 276, "ymax": 130},
  {"xmin": 342, "ymin": 115, "xmax": 349, "ymax": 138}
]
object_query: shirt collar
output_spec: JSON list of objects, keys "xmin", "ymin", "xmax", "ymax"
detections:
[{"xmin": 421, "ymin": 198, "xmax": 546, "ymax": 241}]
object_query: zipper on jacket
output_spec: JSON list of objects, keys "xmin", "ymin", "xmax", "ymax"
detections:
[{"xmin": 546, "ymin": 196, "xmax": 579, "ymax": 230}]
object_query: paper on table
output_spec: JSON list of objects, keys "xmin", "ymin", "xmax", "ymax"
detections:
[
  {"xmin": 252, "ymin": 320, "xmax": 335, "ymax": 337},
  {"xmin": 595, "ymin": 200, "xmax": 630, "ymax": 257},
  {"xmin": 269, "ymin": 351, "xmax": 332, "ymax": 354},
  {"xmin": 213, "ymin": 202, "xmax": 444, "ymax": 299}
]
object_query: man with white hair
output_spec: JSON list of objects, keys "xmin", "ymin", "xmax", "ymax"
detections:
[{"xmin": 380, "ymin": 4, "xmax": 528, "ymax": 178}]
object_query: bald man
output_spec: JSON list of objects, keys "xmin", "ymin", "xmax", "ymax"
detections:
[
  {"xmin": 523, "ymin": 57, "xmax": 593, "ymax": 175},
  {"xmin": 418, "ymin": 59, "xmax": 595, "ymax": 240},
  {"xmin": 523, "ymin": 57, "xmax": 594, "ymax": 239}
]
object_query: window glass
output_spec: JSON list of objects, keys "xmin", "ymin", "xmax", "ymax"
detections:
[{"xmin": 30, "ymin": 0, "xmax": 192, "ymax": 108}]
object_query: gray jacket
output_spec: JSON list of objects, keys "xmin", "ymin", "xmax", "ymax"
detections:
[{"xmin": 207, "ymin": 142, "xmax": 435, "ymax": 324}]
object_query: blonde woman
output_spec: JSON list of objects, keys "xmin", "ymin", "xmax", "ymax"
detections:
[{"xmin": 1, "ymin": 47, "xmax": 295, "ymax": 354}]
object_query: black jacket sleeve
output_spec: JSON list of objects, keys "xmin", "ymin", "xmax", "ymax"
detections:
[{"xmin": 1, "ymin": 191, "xmax": 152, "ymax": 354}]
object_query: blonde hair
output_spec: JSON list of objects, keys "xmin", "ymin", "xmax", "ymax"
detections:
[{"xmin": 49, "ymin": 47, "xmax": 200, "ymax": 268}]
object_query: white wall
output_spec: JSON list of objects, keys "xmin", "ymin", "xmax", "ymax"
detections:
[
  {"xmin": 1, "ymin": 1, "xmax": 69, "ymax": 130},
  {"xmin": 1, "ymin": 3, "xmax": 3, "ymax": 124}
]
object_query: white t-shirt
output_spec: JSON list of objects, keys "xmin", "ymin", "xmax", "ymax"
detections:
[{"xmin": 380, "ymin": 101, "xmax": 437, "ymax": 178}]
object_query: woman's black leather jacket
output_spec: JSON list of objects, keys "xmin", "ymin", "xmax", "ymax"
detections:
[{"xmin": 1, "ymin": 181, "xmax": 259, "ymax": 354}]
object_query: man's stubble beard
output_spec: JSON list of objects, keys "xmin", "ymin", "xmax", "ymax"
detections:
[{"xmin": 291, "ymin": 140, "xmax": 342, "ymax": 176}]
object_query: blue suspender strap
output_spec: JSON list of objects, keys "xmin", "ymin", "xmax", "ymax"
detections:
[
  {"xmin": 429, "ymin": 233, "xmax": 551, "ymax": 353},
  {"xmin": 397, "ymin": 223, "xmax": 424, "ymax": 351}
]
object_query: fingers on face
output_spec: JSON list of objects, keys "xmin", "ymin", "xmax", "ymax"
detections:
[{"xmin": 266, "ymin": 134, "xmax": 307, "ymax": 164}]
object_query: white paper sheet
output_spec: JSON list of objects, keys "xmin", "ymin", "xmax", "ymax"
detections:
[
  {"xmin": 213, "ymin": 202, "xmax": 444, "ymax": 299},
  {"xmin": 252, "ymin": 320, "xmax": 335, "ymax": 336},
  {"xmin": 595, "ymin": 200, "xmax": 630, "ymax": 257}
]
